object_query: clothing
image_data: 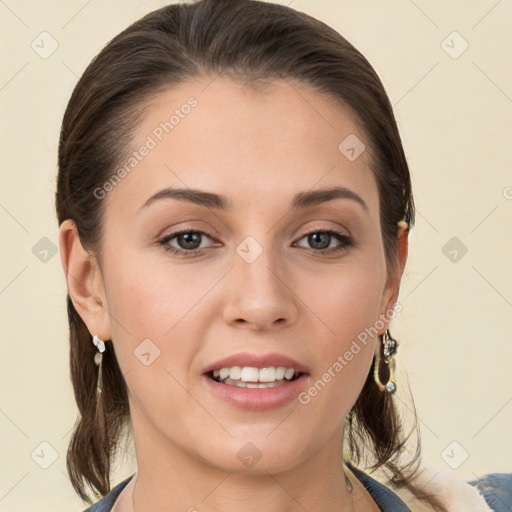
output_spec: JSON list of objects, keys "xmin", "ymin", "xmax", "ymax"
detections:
[
  {"xmin": 349, "ymin": 464, "xmax": 512, "ymax": 511},
  {"xmin": 82, "ymin": 465, "xmax": 512, "ymax": 512}
]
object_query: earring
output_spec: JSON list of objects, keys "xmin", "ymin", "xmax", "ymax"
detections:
[
  {"xmin": 92, "ymin": 334, "xmax": 106, "ymax": 395},
  {"xmin": 374, "ymin": 328, "xmax": 398, "ymax": 394}
]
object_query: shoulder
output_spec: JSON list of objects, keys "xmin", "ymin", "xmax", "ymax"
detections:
[
  {"xmin": 80, "ymin": 474, "xmax": 135, "ymax": 512},
  {"xmin": 398, "ymin": 465, "xmax": 512, "ymax": 512},
  {"xmin": 467, "ymin": 472, "xmax": 512, "ymax": 512},
  {"xmin": 357, "ymin": 463, "xmax": 512, "ymax": 512}
]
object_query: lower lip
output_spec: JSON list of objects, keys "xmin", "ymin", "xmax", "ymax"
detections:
[{"xmin": 203, "ymin": 374, "xmax": 310, "ymax": 411}]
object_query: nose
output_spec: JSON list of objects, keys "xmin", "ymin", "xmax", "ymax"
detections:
[{"xmin": 222, "ymin": 247, "xmax": 299, "ymax": 332}]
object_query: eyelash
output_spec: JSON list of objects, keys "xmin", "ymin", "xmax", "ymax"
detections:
[{"xmin": 157, "ymin": 228, "xmax": 353, "ymax": 257}]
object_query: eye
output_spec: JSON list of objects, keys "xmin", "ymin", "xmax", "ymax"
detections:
[
  {"xmin": 158, "ymin": 230, "xmax": 215, "ymax": 255},
  {"xmin": 295, "ymin": 229, "xmax": 353, "ymax": 255},
  {"xmin": 157, "ymin": 228, "xmax": 353, "ymax": 257}
]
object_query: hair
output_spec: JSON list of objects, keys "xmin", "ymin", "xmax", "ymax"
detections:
[{"xmin": 56, "ymin": 0, "xmax": 446, "ymax": 510}]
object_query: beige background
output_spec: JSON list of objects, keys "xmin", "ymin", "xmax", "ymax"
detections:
[{"xmin": 1, "ymin": 0, "xmax": 511, "ymax": 510}]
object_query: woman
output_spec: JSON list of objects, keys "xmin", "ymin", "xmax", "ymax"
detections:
[{"xmin": 56, "ymin": 0, "xmax": 511, "ymax": 511}]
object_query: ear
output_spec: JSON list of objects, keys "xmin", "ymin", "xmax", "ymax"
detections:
[
  {"xmin": 379, "ymin": 221, "xmax": 409, "ymax": 331},
  {"xmin": 58, "ymin": 219, "xmax": 112, "ymax": 341}
]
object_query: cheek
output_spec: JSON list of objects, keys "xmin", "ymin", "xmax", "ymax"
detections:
[
  {"xmin": 104, "ymin": 263, "xmax": 205, "ymax": 421},
  {"xmin": 308, "ymin": 260, "xmax": 385, "ymax": 339},
  {"xmin": 103, "ymin": 252, "xmax": 214, "ymax": 395},
  {"xmin": 105, "ymin": 251, "xmax": 211, "ymax": 338},
  {"xmin": 300, "ymin": 260, "xmax": 385, "ymax": 399}
]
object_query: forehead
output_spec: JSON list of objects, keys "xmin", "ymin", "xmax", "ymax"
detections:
[
  {"xmin": 138, "ymin": 75, "xmax": 365, "ymax": 150},
  {"xmin": 105, "ymin": 76, "xmax": 379, "ymax": 218}
]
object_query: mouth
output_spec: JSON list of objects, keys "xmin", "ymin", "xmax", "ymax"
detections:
[
  {"xmin": 206, "ymin": 366, "xmax": 304, "ymax": 389},
  {"xmin": 201, "ymin": 352, "xmax": 310, "ymax": 410}
]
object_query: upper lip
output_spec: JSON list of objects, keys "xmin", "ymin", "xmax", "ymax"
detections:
[{"xmin": 203, "ymin": 352, "xmax": 309, "ymax": 375}]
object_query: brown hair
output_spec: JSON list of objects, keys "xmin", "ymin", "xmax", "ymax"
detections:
[{"xmin": 56, "ymin": 0, "xmax": 445, "ymax": 509}]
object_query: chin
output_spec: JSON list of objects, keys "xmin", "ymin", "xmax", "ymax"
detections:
[{"xmin": 195, "ymin": 435, "xmax": 312, "ymax": 475}]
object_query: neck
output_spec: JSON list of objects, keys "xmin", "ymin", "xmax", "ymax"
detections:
[{"xmin": 117, "ymin": 414, "xmax": 377, "ymax": 512}]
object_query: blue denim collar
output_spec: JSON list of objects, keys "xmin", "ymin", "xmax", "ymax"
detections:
[
  {"xmin": 347, "ymin": 463, "xmax": 411, "ymax": 511},
  {"xmin": 82, "ymin": 476, "xmax": 133, "ymax": 512}
]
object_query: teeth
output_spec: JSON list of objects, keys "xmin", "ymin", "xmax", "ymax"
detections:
[
  {"xmin": 211, "ymin": 366, "xmax": 300, "ymax": 384},
  {"xmin": 259, "ymin": 367, "xmax": 275, "ymax": 382},
  {"xmin": 241, "ymin": 366, "xmax": 259, "ymax": 382},
  {"xmin": 229, "ymin": 366, "xmax": 242, "ymax": 380},
  {"xmin": 222, "ymin": 377, "xmax": 288, "ymax": 389},
  {"xmin": 275, "ymin": 367, "xmax": 286, "ymax": 380},
  {"xmin": 284, "ymin": 368, "xmax": 295, "ymax": 379}
]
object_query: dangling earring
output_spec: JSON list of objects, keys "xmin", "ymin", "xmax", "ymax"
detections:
[
  {"xmin": 92, "ymin": 334, "xmax": 108, "ymax": 444},
  {"xmin": 92, "ymin": 334, "xmax": 106, "ymax": 395},
  {"xmin": 374, "ymin": 328, "xmax": 398, "ymax": 393}
]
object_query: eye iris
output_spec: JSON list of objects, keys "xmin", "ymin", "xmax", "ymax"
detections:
[
  {"xmin": 178, "ymin": 232, "xmax": 201, "ymax": 250},
  {"xmin": 309, "ymin": 232, "xmax": 330, "ymax": 250}
]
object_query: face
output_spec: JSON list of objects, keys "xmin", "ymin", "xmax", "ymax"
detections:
[{"xmin": 80, "ymin": 77, "xmax": 404, "ymax": 475}]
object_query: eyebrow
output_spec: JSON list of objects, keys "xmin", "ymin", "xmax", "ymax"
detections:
[{"xmin": 137, "ymin": 186, "xmax": 369, "ymax": 213}]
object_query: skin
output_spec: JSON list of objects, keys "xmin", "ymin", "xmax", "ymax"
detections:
[{"xmin": 59, "ymin": 76, "xmax": 408, "ymax": 512}]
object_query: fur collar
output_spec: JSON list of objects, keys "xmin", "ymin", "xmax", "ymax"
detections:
[{"xmin": 371, "ymin": 464, "xmax": 494, "ymax": 511}]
